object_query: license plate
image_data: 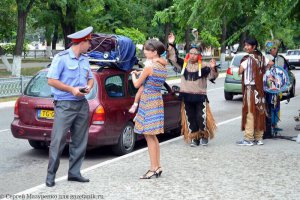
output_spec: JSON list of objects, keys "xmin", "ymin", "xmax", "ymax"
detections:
[
  {"xmin": 289, "ymin": 59, "xmax": 298, "ymax": 62},
  {"xmin": 38, "ymin": 110, "xmax": 54, "ymax": 119}
]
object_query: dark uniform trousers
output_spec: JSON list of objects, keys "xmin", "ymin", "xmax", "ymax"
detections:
[{"xmin": 46, "ymin": 99, "xmax": 89, "ymax": 181}]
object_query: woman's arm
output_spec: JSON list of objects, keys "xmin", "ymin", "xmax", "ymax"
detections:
[{"xmin": 132, "ymin": 66, "xmax": 152, "ymax": 88}]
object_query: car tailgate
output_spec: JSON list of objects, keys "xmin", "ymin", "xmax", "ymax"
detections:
[
  {"xmin": 18, "ymin": 96, "xmax": 54, "ymax": 127},
  {"xmin": 231, "ymin": 67, "xmax": 242, "ymax": 81}
]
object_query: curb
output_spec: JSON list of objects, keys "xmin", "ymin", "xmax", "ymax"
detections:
[{"xmin": 0, "ymin": 101, "xmax": 16, "ymax": 108}]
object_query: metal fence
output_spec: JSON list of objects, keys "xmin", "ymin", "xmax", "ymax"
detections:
[
  {"xmin": 0, "ymin": 76, "xmax": 33, "ymax": 97},
  {"xmin": 3, "ymin": 50, "xmax": 63, "ymax": 59}
]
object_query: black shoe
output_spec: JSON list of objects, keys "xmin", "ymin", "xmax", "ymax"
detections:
[
  {"xmin": 140, "ymin": 170, "xmax": 158, "ymax": 179},
  {"xmin": 190, "ymin": 139, "xmax": 200, "ymax": 147},
  {"xmin": 68, "ymin": 176, "xmax": 90, "ymax": 182},
  {"xmin": 45, "ymin": 180, "xmax": 55, "ymax": 187},
  {"xmin": 155, "ymin": 167, "xmax": 162, "ymax": 177}
]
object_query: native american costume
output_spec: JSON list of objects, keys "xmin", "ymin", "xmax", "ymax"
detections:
[
  {"xmin": 179, "ymin": 59, "xmax": 218, "ymax": 142},
  {"xmin": 266, "ymin": 55, "xmax": 287, "ymax": 121},
  {"xmin": 241, "ymin": 52, "xmax": 269, "ymax": 141}
]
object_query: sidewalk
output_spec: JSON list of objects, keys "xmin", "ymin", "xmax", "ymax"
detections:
[{"xmin": 4, "ymin": 97, "xmax": 300, "ymax": 200}]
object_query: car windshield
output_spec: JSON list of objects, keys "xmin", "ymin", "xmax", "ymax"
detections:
[
  {"xmin": 231, "ymin": 55, "xmax": 245, "ymax": 67},
  {"xmin": 287, "ymin": 50, "xmax": 300, "ymax": 56},
  {"xmin": 24, "ymin": 71, "xmax": 97, "ymax": 100}
]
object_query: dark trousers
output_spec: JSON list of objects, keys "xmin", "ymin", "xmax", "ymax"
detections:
[
  {"xmin": 46, "ymin": 100, "xmax": 89, "ymax": 181},
  {"xmin": 184, "ymin": 101, "xmax": 206, "ymax": 134}
]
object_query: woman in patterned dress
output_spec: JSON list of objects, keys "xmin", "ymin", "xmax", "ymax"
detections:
[{"xmin": 131, "ymin": 39, "xmax": 167, "ymax": 179}]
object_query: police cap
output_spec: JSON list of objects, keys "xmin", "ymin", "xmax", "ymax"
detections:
[{"xmin": 67, "ymin": 26, "xmax": 93, "ymax": 43}]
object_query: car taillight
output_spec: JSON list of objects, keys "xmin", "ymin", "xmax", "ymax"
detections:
[
  {"xmin": 14, "ymin": 99, "xmax": 20, "ymax": 118},
  {"xmin": 92, "ymin": 105, "xmax": 105, "ymax": 125},
  {"xmin": 226, "ymin": 67, "xmax": 233, "ymax": 75}
]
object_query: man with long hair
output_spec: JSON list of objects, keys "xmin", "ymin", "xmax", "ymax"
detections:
[{"xmin": 237, "ymin": 38, "xmax": 274, "ymax": 146}]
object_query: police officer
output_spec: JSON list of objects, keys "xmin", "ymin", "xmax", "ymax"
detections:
[{"xmin": 45, "ymin": 26, "xmax": 94, "ymax": 187}]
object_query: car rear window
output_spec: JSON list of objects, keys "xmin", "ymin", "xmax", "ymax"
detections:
[
  {"xmin": 24, "ymin": 71, "xmax": 97, "ymax": 100},
  {"xmin": 105, "ymin": 75, "xmax": 125, "ymax": 97},
  {"xmin": 25, "ymin": 71, "xmax": 52, "ymax": 97},
  {"xmin": 231, "ymin": 55, "xmax": 245, "ymax": 67},
  {"xmin": 287, "ymin": 50, "xmax": 300, "ymax": 55}
]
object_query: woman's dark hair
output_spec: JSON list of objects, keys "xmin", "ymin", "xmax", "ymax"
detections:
[
  {"xmin": 144, "ymin": 39, "xmax": 166, "ymax": 56},
  {"xmin": 244, "ymin": 37, "xmax": 258, "ymax": 50},
  {"xmin": 244, "ymin": 37, "xmax": 262, "ymax": 57}
]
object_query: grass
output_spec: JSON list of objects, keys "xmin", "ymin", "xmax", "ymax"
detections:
[
  {"xmin": 167, "ymin": 76, "xmax": 180, "ymax": 80},
  {"xmin": 0, "ymin": 58, "xmax": 51, "ymax": 64},
  {"xmin": 0, "ymin": 96, "xmax": 18, "ymax": 102},
  {"xmin": 0, "ymin": 67, "xmax": 44, "ymax": 77}
]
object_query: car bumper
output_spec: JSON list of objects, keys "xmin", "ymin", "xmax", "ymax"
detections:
[
  {"xmin": 11, "ymin": 119, "xmax": 111, "ymax": 147},
  {"xmin": 287, "ymin": 61, "xmax": 300, "ymax": 66},
  {"xmin": 224, "ymin": 78, "xmax": 242, "ymax": 93}
]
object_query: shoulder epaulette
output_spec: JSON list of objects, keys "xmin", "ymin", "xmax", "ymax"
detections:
[{"xmin": 57, "ymin": 50, "xmax": 69, "ymax": 56}]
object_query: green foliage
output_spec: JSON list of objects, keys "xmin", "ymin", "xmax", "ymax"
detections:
[
  {"xmin": 0, "ymin": 43, "xmax": 29, "ymax": 55},
  {"xmin": 1, "ymin": 0, "xmax": 300, "ymax": 54},
  {"xmin": 115, "ymin": 28, "xmax": 146, "ymax": 44},
  {"xmin": 0, "ymin": 0, "xmax": 17, "ymax": 41},
  {"xmin": 200, "ymin": 31, "xmax": 220, "ymax": 47}
]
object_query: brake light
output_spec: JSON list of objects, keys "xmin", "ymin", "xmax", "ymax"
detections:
[
  {"xmin": 92, "ymin": 105, "xmax": 105, "ymax": 125},
  {"xmin": 14, "ymin": 98, "xmax": 20, "ymax": 118},
  {"xmin": 226, "ymin": 67, "xmax": 233, "ymax": 75}
]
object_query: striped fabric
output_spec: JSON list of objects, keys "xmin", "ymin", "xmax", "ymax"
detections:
[{"xmin": 134, "ymin": 62, "xmax": 167, "ymax": 135}]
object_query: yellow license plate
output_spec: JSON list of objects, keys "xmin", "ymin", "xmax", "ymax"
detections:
[{"xmin": 38, "ymin": 110, "xmax": 54, "ymax": 119}]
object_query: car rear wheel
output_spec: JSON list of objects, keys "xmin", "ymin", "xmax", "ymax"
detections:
[
  {"xmin": 112, "ymin": 122, "xmax": 136, "ymax": 156},
  {"xmin": 290, "ymin": 81, "xmax": 296, "ymax": 97},
  {"xmin": 224, "ymin": 91, "xmax": 234, "ymax": 100},
  {"xmin": 28, "ymin": 140, "xmax": 48, "ymax": 149}
]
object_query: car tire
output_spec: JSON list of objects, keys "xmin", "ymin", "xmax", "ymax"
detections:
[
  {"xmin": 290, "ymin": 81, "xmax": 296, "ymax": 97},
  {"xmin": 112, "ymin": 122, "xmax": 136, "ymax": 156},
  {"xmin": 224, "ymin": 91, "xmax": 234, "ymax": 100},
  {"xmin": 28, "ymin": 140, "xmax": 48, "ymax": 149}
]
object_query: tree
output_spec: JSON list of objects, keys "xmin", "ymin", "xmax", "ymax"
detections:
[
  {"xmin": 10, "ymin": 0, "xmax": 35, "ymax": 77},
  {"xmin": 0, "ymin": 0, "xmax": 17, "ymax": 72}
]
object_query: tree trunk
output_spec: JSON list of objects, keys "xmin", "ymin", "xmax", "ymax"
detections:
[
  {"xmin": 1, "ymin": 55, "xmax": 12, "ymax": 72},
  {"xmin": 238, "ymin": 32, "xmax": 247, "ymax": 52},
  {"xmin": 0, "ymin": 46, "xmax": 12, "ymax": 71},
  {"xmin": 12, "ymin": 8, "xmax": 27, "ymax": 77},
  {"xmin": 61, "ymin": 24, "xmax": 75, "ymax": 49},
  {"xmin": 12, "ymin": 56, "xmax": 22, "ymax": 77},
  {"xmin": 52, "ymin": 24, "xmax": 58, "ymax": 50},
  {"xmin": 220, "ymin": 16, "xmax": 227, "ymax": 66},
  {"xmin": 60, "ymin": 3, "xmax": 77, "ymax": 49},
  {"xmin": 45, "ymin": 25, "xmax": 52, "ymax": 58},
  {"xmin": 13, "ymin": 0, "xmax": 35, "ymax": 77},
  {"xmin": 184, "ymin": 27, "xmax": 191, "ymax": 53}
]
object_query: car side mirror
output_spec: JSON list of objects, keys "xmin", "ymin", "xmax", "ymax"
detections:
[
  {"xmin": 172, "ymin": 85, "xmax": 180, "ymax": 93},
  {"xmin": 289, "ymin": 65, "xmax": 295, "ymax": 70}
]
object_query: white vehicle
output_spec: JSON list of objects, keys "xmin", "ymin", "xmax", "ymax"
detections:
[{"xmin": 284, "ymin": 49, "xmax": 300, "ymax": 67}]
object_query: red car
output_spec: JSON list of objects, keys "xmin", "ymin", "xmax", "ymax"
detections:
[{"xmin": 11, "ymin": 66, "xmax": 181, "ymax": 155}]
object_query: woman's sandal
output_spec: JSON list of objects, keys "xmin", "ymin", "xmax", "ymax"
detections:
[
  {"xmin": 155, "ymin": 167, "xmax": 162, "ymax": 177},
  {"xmin": 140, "ymin": 170, "xmax": 158, "ymax": 179}
]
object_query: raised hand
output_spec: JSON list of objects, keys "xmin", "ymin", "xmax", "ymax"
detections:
[
  {"xmin": 168, "ymin": 32, "xmax": 175, "ymax": 44},
  {"xmin": 209, "ymin": 59, "xmax": 216, "ymax": 68}
]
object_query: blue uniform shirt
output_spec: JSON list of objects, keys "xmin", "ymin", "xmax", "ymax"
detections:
[{"xmin": 47, "ymin": 48, "xmax": 93, "ymax": 101}]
